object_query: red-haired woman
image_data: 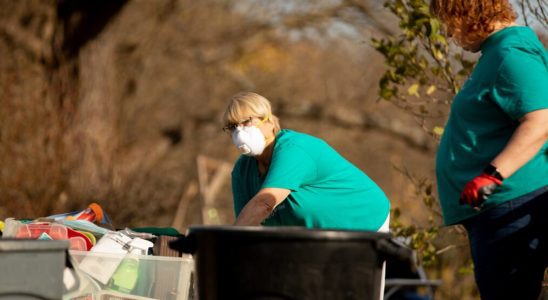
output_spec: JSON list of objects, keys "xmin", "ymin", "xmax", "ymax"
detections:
[{"xmin": 431, "ymin": 0, "xmax": 548, "ymax": 299}]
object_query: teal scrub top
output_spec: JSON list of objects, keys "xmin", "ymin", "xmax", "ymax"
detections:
[
  {"xmin": 232, "ymin": 129, "xmax": 390, "ymax": 231},
  {"xmin": 436, "ymin": 26, "xmax": 548, "ymax": 225}
]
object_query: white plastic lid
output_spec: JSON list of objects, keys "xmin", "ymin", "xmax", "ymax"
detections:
[{"xmin": 128, "ymin": 237, "xmax": 154, "ymax": 255}]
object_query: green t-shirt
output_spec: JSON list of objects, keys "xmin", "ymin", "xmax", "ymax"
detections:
[
  {"xmin": 436, "ymin": 26, "xmax": 548, "ymax": 225},
  {"xmin": 232, "ymin": 129, "xmax": 390, "ymax": 230}
]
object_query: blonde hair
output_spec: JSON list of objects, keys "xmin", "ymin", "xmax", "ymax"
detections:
[
  {"xmin": 222, "ymin": 92, "xmax": 281, "ymax": 134},
  {"xmin": 430, "ymin": 0, "xmax": 517, "ymax": 45}
]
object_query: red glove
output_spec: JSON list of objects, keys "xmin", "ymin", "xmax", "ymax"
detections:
[{"xmin": 459, "ymin": 173, "xmax": 502, "ymax": 208}]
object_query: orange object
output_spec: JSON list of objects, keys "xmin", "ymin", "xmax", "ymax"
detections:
[
  {"xmin": 65, "ymin": 203, "xmax": 104, "ymax": 224},
  {"xmin": 88, "ymin": 203, "xmax": 104, "ymax": 223}
]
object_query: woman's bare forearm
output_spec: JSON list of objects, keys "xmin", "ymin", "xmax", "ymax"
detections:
[
  {"xmin": 234, "ymin": 188, "xmax": 291, "ymax": 226},
  {"xmin": 492, "ymin": 109, "xmax": 548, "ymax": 178},
  {"xmin": 234, "ymin": 194, "xmax": 275, "ymax": 226}
]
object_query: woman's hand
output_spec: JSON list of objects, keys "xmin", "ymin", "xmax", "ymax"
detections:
[
  {"xmin": 460, "ymin": 173, "xmax": 502, "ymax": 209},
  {"xmin": 460, "ymin": 109, "xmax": 548, "ymax": 208},
  {"xmin": 234, "ymin": 188, "xmax": 291, "ymax": 226}
]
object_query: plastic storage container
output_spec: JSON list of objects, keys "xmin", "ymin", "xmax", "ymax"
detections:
[
  {"xmin": 67, "ymin": 251, "xmax": 194, "ymax": 300},
  {"xmin": 0, "ymin": 239, "xmax": 69, "ymax": 300},
  {"xmin": 171, "ymin": 225, "xmax": 411, "ymax": 300},
  {"xmin": 3, "ymin": 219, "xmax": 91, "ymax": 251}
]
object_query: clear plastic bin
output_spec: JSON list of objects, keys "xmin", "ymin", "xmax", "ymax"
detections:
[{"xmin": 65, "ymin": 251, "xmax": 194, "ymax": 300}]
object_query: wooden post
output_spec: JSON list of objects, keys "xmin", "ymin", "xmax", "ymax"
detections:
[
  {"xmin": 171, "ymin": 180, "xmax": 198, "ymax": 231},
  {"xmin": 196, "ymin": 155, "xmax": 231, "ymax": 225}
]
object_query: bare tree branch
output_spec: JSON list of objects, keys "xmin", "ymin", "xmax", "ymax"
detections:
[{"xmin": 518, "ymin": 0, "xmax": 548, "ymax": 29}]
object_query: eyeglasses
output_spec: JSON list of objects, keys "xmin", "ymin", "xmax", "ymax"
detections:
[{"xmin": 222, "ymin": 116, "xmax": 267, "ymax": 133}]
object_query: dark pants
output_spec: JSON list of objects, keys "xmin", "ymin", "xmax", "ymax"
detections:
[{"xmin": 462, "ymin": 186, "xmax": 548, "ymax": 300}]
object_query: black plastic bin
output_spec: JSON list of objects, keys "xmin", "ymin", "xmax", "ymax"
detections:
[
  {"xmin": 0, "ymin": 239, "xmax": 69, "ymax": 300},
  {"xmin": 170, "ymin": 225, "xmax": 411, "ymax": 300}
]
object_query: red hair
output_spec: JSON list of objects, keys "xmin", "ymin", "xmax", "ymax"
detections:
[{"xmin": 430, "ymin": 0, "xmax": 517, "ymax": 45}]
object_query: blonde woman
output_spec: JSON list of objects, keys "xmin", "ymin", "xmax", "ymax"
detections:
[
  {"xmin": 431, "ymin": 0, "xmax": 548, "ymax": 299},
  {"xmin": 222, "ymin": 92, "xmax": 390, "ymax": 232}
]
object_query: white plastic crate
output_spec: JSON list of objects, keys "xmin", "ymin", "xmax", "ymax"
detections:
[{"xmin": 64, "ymin": 251, "xmax": 194, "ymax": 300}]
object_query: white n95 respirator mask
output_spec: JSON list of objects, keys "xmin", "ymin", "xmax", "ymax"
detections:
[{"xmin": 231, "ymin": 126, "xmax": 266, "ymax": 156}]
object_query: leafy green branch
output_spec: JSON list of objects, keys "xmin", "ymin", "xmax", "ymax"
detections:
[
  {"xmin": 390, "ymin": 166, "xmax": 442, "ymax": 266},
  {"xmin": 371, "ymin": 0, "xmax": 474, "ymax": 133}
]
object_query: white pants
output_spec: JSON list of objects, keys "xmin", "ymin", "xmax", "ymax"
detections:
[
  {"xmin": 378, "ymin": 213, "xmax": 390, "ymax": 233},
  {"xmin": 377, "ymin": 213, "xmax": 390, "ymax": 300}
]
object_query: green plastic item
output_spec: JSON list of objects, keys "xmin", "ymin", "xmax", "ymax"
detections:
[
  {"xmin": 106, "ymin": 237, "xmax": 153, "ymax": 294},
  {"xmin": 108, "ymin": 254, "xmax": 140, "ymax": 293},
  {"xmin": 131, "ymin": 226, "xmax": 180, "ymax": 237}
]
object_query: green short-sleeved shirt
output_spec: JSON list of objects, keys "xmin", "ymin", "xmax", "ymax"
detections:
[
  {"xmin": 436, "ymin": 26, "xmax": 548, "ymax": 225},
  {"xmin": 232, "ymin": 129, "xmax": 390, "ymax": 230}
]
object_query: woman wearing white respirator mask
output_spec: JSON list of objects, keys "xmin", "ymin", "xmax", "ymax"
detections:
[
  {"xmin": 222, "ymin": 92, "xmax": 390, "ymax": 232},
  {"xmin": 230, "ymin": 115, "xmax": 271, "ymax": 157}
]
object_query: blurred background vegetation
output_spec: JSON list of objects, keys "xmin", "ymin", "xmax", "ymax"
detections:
[{"xmin": 0, "ymin": 0, "xmax": 546, "ymax": 299}]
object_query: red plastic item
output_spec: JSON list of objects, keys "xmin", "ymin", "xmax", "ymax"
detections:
[
  {"xmin": 69, "ymin": 236, "xmax": 88, "ymax": 251},
  {"xmin": 15, "ymin": 223, "xmax": 92, "ymax": 251},
  {"xmin": 66, "ymin": 227, "xmax": 93, "ymax": 250},
  {"xmin": 15, "ymin": 223, "xmax": 68, "ymax": 240}
]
